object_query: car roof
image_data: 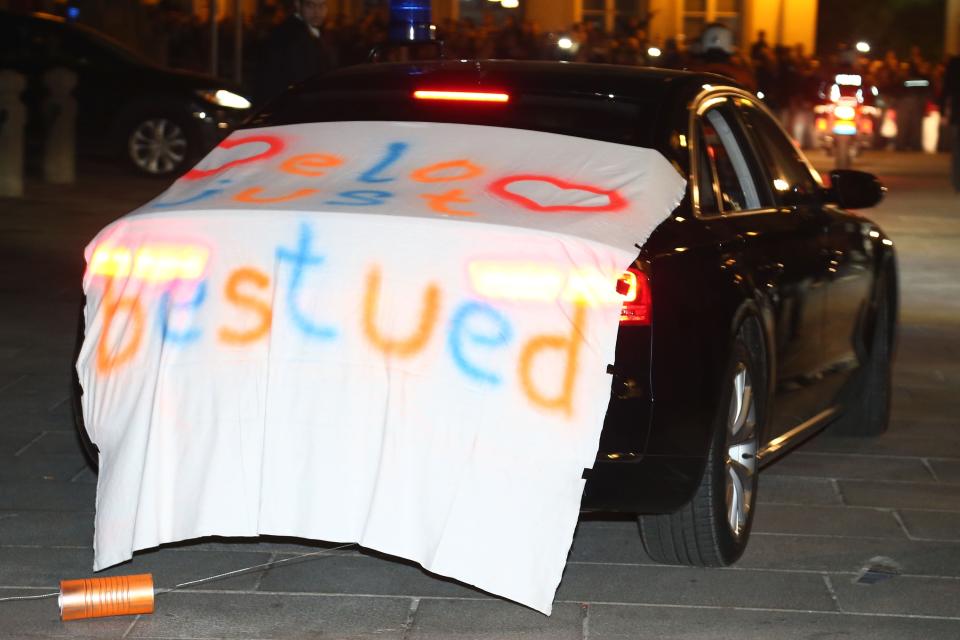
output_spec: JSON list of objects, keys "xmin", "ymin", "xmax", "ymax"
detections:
[
  {"xmin": 253, "ymin": 60, "xmax": 742, "ymax": 153},
  {"xmin": 299, "ymin": 59, "xmax": 736, "ymax": 101}
]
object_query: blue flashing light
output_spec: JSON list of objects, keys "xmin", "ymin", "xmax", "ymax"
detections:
[
  {"xmin": 389, "ymin": 0, "xmax": 434, "ymax": 42},
  {"xmin": 67, "ymin": 6, "xmax": 80, "ymax": 20}
]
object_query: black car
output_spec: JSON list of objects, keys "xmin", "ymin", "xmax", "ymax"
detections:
[
  {"xmin": 75, "ymin": 60, "xmax": 896, "ymax": 570},
  {"xmin": 0, "ymin": 11, "xmax": 252, "ymax": 175}
]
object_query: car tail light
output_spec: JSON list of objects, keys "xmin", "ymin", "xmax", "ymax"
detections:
[
  {"xmin": 616, "ymin": 268, "xmax": 651, "ymax": 326},
  {"xmin": 413, "ymin": 90, "xmax": 510, "ymax": 103}
]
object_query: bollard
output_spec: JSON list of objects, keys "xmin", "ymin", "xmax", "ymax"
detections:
[
  {"xmin": 43, "ymin": 67, "xmax": 77, "ymax": 185},
  {"xmin": 0, "ymin": 70, "xmax": 27, "ymax": 198}
]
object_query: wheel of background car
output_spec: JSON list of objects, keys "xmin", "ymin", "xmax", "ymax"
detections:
[
  {"xmin": 639, "ymin": 330, "xmax": 762, "ymax": 566},
  {"xmin": 830, "ymin": 274, "xmax": 893, "ymax": 437},
  {"xmin": 126, "ymin": 116, "xmax": 191, "ymax": 176}
]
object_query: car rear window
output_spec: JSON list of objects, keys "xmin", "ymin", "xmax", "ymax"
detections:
[{"xmin": 245, "ymin": 87, "xmax": 661, "ymax": 149}]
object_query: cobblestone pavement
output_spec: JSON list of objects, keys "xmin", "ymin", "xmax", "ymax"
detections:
[{"xmin": 0, "ymin": 152, "xmax": 958, "ymax": 638}]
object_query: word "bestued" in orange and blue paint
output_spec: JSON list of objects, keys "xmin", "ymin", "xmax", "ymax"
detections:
[{"xmin": 89, "ymin": 223, "xmax": 629, "ymax": 417}]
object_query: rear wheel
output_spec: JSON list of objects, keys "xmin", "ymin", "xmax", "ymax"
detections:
[
  {"xmin": 831, "ymin": 279, "xmax": 893, "ymax": 436},
  {"xmin": 639, "ymin": 335, "xmax": 761, "ymax": 566}
]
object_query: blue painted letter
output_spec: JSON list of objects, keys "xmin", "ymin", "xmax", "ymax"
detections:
[
  {"xmin": 359, "ymin": 142, "xmax": 409, "ymax": 183},
  {"xmin": 448, "ymin": 301, "xmax": 512, "ymax": 385},
  {"xmin": 324, "ymin": 190, "xmax": 393, "ymax": 207},
  {"xmin": 159, "ymin": 281, "xmax": 207, "ymax": 344},
  {"xmin": 276, "ymin": 223, "xmax": 337, "ymax": 340},
  {"xmin": 152, "ymin": 180, "xmax": 231, "ymax": 208}
]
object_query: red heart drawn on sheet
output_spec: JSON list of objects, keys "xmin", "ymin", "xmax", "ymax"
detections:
[
  {"xmin": 182, "ymin": 135, "xmax": 286, "ymax": 180},
  {"xmin": 487, "ymin": 174, "xmax": 628, "ymax": 213}
]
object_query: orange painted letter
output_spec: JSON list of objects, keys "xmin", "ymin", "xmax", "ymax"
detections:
[
  {"xmin": 280, "ymin": 153, "xmax": 344, "ymax": 177},
  {"xmin": 233, "ymin": 187, "xmax": 318, "ymax": 204},
  {"xmin": 363, "ymin": 267, "xmax": 440, "ymax": 357},
  {"xmin": 517, "ymin": 304, "xmax": 586, "ymax": 417},
  {"xmin": 420, "ymin": 188, "xmax": 475, "ymax": 216},
  {"xmin": 219, "ymin": 267, "xmax": 272, "ymax": 344},
  {"xmin": 96, "ymin": 285, "xmax": 145, "ymax": 374},
  {"xmin": 410, "ymin": 159, "xmax": 484, "ymax": 183}
]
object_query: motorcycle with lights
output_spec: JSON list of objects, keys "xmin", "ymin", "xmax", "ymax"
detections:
[{"xmin": 813, "ymin": 72, "xmax": 881, "ymax": 168}]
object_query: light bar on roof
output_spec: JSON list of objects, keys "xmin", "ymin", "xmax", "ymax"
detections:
[{"xmin": 414, "ymin": 90, "xmax": 510, "ymax": 103}]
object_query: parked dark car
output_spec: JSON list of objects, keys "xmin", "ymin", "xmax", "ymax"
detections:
[
  {"xmin": 0, "ymin": 10, "xmax": 252, "ymax": 175},
  {"xmin": 74, "ymin": 60, "xmax": 896, "ymax": 568}
]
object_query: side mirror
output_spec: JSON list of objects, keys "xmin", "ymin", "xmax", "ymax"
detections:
[{"xmin": 827, "ymin": 169, "xmax": 885, "ymax": 209}]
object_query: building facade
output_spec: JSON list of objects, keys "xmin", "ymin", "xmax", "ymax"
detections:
[
  {"xmin": 429, "ymin": 0, "xmax": 821, "ymax": 53},
  {"xmin": 174, "ymin": 0, "xmax": 960, "ymax": 56}
]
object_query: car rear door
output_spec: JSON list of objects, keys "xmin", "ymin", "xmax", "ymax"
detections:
[{"xmin": 695, "ymin": 95, "xmax": 830, "ymax": 440}]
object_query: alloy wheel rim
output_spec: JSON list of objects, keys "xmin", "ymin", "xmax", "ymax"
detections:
[
  {"xmin": 725, "ymin": 362, "xmax": 758, "ymax": 540},
  {"xmin": 128, "ymin": 118, "xmax": 187, "ymax": 175}
]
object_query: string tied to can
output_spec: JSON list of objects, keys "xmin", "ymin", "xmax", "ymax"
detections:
[{"xmin": 0, "ymin": 542, "xmax": 354, "ymax": 620}]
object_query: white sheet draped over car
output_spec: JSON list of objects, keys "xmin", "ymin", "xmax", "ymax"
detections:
[{"xmin": 77, "ymin": 121, "xmax": 686, "ymax": 614}]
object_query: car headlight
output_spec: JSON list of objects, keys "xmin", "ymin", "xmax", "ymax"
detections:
[{"xmin": 196, "ymin": 89, "xmax": 251, "ymax": 110}]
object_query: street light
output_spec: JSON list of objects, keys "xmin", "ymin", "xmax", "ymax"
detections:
[
  {"xmin": 502, "ymin": 0, "xmax": 519, "ymax": 7},
  {"xmin": 647, "ymin": 47, "xmax": 662, "ymax": 58},
  {"xmin": 856, "ymin": 41, "xmax": 871, "ymax": 53},
  {"xmin": 558, "ymin": 37, "xmax": 573, "ymax": 50}
]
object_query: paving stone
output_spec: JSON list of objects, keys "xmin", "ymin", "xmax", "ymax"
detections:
[
  {"xmin": 409, "ymin": 599, "xmax": 583, "ymax": 639},
  {"xmin": 257, "ymin": 552, "xmax": 489, "ymax": 600},
  {"xmin": 0, "ymin": 373, "xmax": 72, "ymax": 405},
  {"xmin": 0, "ymin": 481, "xmax": 95, "ymax": 511},
  {"xmin": 803, "ymin": 420, "xmax": 960, "ymax": 458},
  {"xmin": 0, "ymin": 546, "xmax": 270, "ymax": 591},
  {"xmin": 127, "ymin": 592, "xmax": 410, "ymax": 639},
  {"xmin": 891, "ymin": 386, "xmax": 960, "ymax": 417},
  {"xmin": 585, "ymin": 602, "xmax": 960, "ymax": 639},
  {"xmin": 838, "ymin": 480, "xmax": 960, "ymax": 512},
  {"xmin": 751, "ymin": 504, "xmax": 905, "ymax": 539},
  {"xmin": 555, "ymin": 563, "xmax": 835, "ymax": 611},
  {"xmin": 0, "ymin": 401, "xmax": 74, "ymax": 432},
  {"xmin": 157, "ymin": 536, "xmax": 363, "ymax": 557},
  {"xmin": 21, "ymin": 431, "xmax": 88, "ymax": 456},
  {"xmin": 0, "ymin": 510, "xmax": 93, "ymax": 547},
  {"xmin": 0, "ymin": 373, "xmax": 25, "ymax": 391},
  {"xmin": 765, "ymin": 452, "xmax": 934, "ymax": 483},
  {"xmin": 568, "ymin": 521, "xmax": 647, "ymax": 564},
  {"xmin": 0, "ymin": 547, "xmax": 97, "ymax": 587},
  {"xmin": 928, "ymin": 458, "xmax": 960, "ymax": 483},
  {"xmin": 70, "ymin": 467, "xmax": 98, "ymax": 484},
  {"xmin": 739, "ymin": 534, "xmax": 960, "ymax": 577},
  {"xmin": 830, "ymin": 575, "xmax": 960, "ymax": 618},
  {"xmin": 757, "ymin": 475, "xmax": 843, "ymax": 506},
  {"xmin": 0, "ymin": 587, "xmax": 133, "ymax": 639},
  {"xmin": 893, "ymin": 368, "xmax": 952, "ymax": 389},
  {"xmin": 898, "ymin": 510, "xmax": 960, "ymax": 542},
  {"xmin": 0, "ymin": 429, "xmax": 39, "ymax": 455},
  {"xmin": 0, "ymin": 454, "xmax": 88, "ymax": 482},
  {"xmin": 0, "ymin": 395, "xmax": 64, "ymax": 420}
]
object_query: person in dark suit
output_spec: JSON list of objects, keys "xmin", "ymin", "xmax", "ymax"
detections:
[
  {"xmin": 252, "ymin": 0, "xmax": 336, "ymax": 107},
  {"xmin": 942, "ymin": 54, "xmax": 960, "ymax": 192}
]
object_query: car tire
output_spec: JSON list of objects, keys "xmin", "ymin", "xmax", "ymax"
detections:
[
  {"xmin": 638, "ymin": 332, "xmax": 761, "ymax": 566},
  {"xmin": 71, "ymin": 304, "xmax": 99, "ymax": 472},
  {"xmin": 124, "ymin": 113, "xmax": 193, "ymax": 177},
  {"xmin": 831, "ymin": 277, "xmax": 893, "ymax": 437}
]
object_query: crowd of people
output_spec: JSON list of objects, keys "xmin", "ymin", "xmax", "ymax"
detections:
[
  {"xmin": 60, "ymin": 0, "xmax": 957, "ymax": 167},
  {"xmin": 279, "ymin": 7, "xmax": 953, "ymax": 149}
]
